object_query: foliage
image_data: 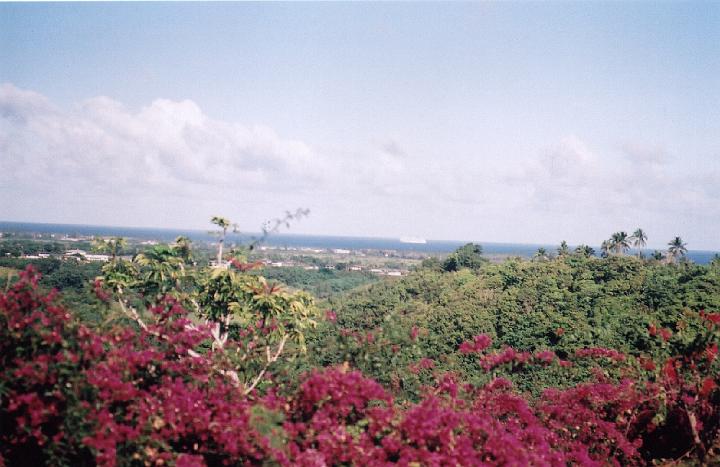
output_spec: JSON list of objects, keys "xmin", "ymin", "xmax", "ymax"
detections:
[
  {"xmin": 632, "ymin": 228, "xmax": 648, "ymax": 257},
  {"xmin": 0, "ymin": 268, "xmax": 272, "ymax": 466},
  {"xmin": 93, "ymin": 218, "xmax": 320, "ymax": 396},
  {"xmin": 0, "ymin": 239, "xmax": 65, "ymax": 257},
  {"xmin": 2, "ymin": 268, "xmax": 719, "ymax": 465},
  {"xmin": 195, "ymin": 263, "xmax": 317, "ymax": 391},
  {"xmin": 668, "ymin": 236, "xmax": 688, "ymax": 263},
  {"xmin": 312, "ymin": 254, "xmax": 720, "ymax": 398},
  {"xmin": 609, "ymin": 231, "xmax": 631, "ymax": 256},
  {"xmin": 442, "ymin": 243, "xmax": 487, "ymax": 272},
  {"xmin": 256, "ymin": 266, "xmax": 378, "ymax": 299},
  {"xmin": 2, "ymin": 222, "xmax": 720, "ymax": 465},
  {"xmin": 92, "ymin": 237, "xmax": 127, "ymax": 260}
]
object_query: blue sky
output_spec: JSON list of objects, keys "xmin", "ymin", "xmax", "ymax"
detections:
[{"xmin": 1, "ymin": 3, "xmax": 719, "ymax": 249}]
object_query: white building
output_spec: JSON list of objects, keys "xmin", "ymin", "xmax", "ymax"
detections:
[
  {"xmin": 63, "ymin": 249, "xmax": 109, "ymax": 262},
  {"xmin": 85, "ymin": 254, "xmax": 110, "ymax": 262}
]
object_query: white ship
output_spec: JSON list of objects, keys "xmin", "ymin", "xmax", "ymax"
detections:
[{"xmin": 400, "ymin": 236, "xmax": 427, "ymax": 244}]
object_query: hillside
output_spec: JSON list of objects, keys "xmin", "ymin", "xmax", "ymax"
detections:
[{"xmin": 1, "ymin": 240, "xmax": 719, "ymax": 465}]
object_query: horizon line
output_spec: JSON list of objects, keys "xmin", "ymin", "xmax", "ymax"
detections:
[{"xmin": 1, "ymin": 219, "xmax": 718, "ymax": 254}]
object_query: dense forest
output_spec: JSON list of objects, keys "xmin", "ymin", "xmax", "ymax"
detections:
[{"xmin": 1, "ymin": 226, "xmax": 719, "ymax": 465}]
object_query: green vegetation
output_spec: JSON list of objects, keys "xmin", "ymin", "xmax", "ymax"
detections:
[
  {"xmin": 3, "ymin": 228, "xmax": 718, "ymax": 402},
  {"xmin": 441, "ymin": 242, "xmax": 486, "ymax": 271},
  {"xmin": 304, "ymin": 245, "xmax": 720, "ymax": 399},
  {"xmin": 0, "ymin": 239, "xmax": 65, "ymax": 257},
  {"xmin": 2, "ymin": 226, "xmax": 720, "ymax": 464},
  {"xmin": 0, "ymin": 256, "xmax": 105, "ymax": 322},
  {"xmin": 256, "ymin": 266, "xmax": 378, "ymax": 299}
]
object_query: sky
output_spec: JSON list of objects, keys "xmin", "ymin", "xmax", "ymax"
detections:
[{"xmin": 1, "ymin": 3, "xmax": 719, "ymax": 249}]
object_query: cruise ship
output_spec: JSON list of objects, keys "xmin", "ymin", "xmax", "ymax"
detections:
[{"xmin": 399, "ymin": 236, "xmax": 427, "ymax": 244}]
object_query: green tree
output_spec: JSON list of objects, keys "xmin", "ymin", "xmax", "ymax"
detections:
[
  {"xmin": 534, "ymin": 247, "xmax": 548, "ymax": 261},
  {"xmin": 420, "ymin": 257, "xmax": 443, "ymax": 271},
  {"xmin": 609, "ymin": 232, "xmax": 630, "ymax": 256},
  {"xmin": 95, "ymin": 216, "xmax": 319, "ymax": 395},
  {"xmin": 442, "ymin": 243, "xmax": 486, "ymax": 271},
  {"xmin": 574, "ymin": 245, "xmax": 595, "ymax": 257},
  {"xmin": 630, "ymin": 228, "xmax": 647, "ymax": 258},
  {"xmin": 92, "ymin": 237, "xmax": 127, "ymax": 260},
  {"xmin": 651, "ymin": 250, "xmax": 665, "ymax": 262},
  {"xmin": 667, "ymin": 236, "xmax": 687, "ymax": 263},
  {"xmin": 133, "ymin": 245, "xmax": 187, "ymax": 301},
  {"xmin": 197, "ymin": 265, "xmax": 317, "ymax": 393},
  {"xmin": 600, "ymin": 240, "xmax": 611, "ymax": 258},
  {"xmin": 172, "ymin": 236, "xmax": 193, "ymax": 263},
  {"xmin": 557, "ymin": 241, "xmax": 570, "ymax": 257}
]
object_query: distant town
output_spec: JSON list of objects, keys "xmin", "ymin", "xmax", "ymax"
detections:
[{"xmin": 0, "ymin": 230, "xmax": 424, "ymax": 277}]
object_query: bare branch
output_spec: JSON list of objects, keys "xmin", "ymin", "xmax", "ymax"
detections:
[{"xmin": 243, "ymin": 333, "xmax": 289, "ymax": 395}]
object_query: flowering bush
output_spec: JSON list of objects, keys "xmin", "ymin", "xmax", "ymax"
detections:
[
  {"xmin": 1, "ymin": 267, "xmax": 273, "ymax": 466},
  {"xmin": 2, "ymin": 267, "xmax": 719, "ymax": 465}
]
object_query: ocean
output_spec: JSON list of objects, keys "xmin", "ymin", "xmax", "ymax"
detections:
[{"xmin": 1, "ymin": 221, "xmax": 717, "ymax": 265}]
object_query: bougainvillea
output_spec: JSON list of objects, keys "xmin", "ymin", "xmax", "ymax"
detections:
[
  {"xmin": 1, "ymin": 268, "xmax": 274, "ymax": 466},
  {"xmin": 2, "ymin": 267, "xmax": 719, "ymax": 466}
]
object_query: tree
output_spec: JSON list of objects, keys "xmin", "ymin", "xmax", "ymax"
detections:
[
  {"xmin": 133, "ymin": 245, "xmax": 186, "ymax": 301},
  {"xmin": 442, "ymin": 243, "xmax": 486, "ymax": 271},
  {"xmin": 667, "ymin": 236, "xmax": 687, "ymax": 263},
  {"xmin": 574, "ymin": 245, "xmax": 595, "ymax": 257},
  {"xmin": 557, "ymin": 241, "xmax": 570, "ymax": 257},
  {"xmin": 92, "ymin": 237, "xmax": 126, "ymax": 260},
  {"xmin": 651, "ymin": 250, "xmax": 665, "ymax": 262},
  {"xmin": 630, "ymin": 228, "xmax": 647, "ymax": 258},
  {"xmin": 94, "ymin": 216, "xmax": 319, "ymax": 395},
  {"xmin": 609, "ymin": 232, "xmax": 630, "ymax": 256},
  {"xmin": 196, "ymin": 263, "xmax": 317, "ymax": 392},
  {"xmin": 420, "ymin": 257, "xmax": 443, "ymax": 271},
  {"xmin": 211, "ymin": 216, "xmax": 233, "ymax": 267},
  {"xmin": 534, "ymin": 247, "xmax": 548, "ymax": 261},
  {"xmin": 600, "ymin": 240, "xmax": 611, "ymax": 258},
  {"xmin": 172, "ymin": 236, "xmax": 193, "ymax": 263}
]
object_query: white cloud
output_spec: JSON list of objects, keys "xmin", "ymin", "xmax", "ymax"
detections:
[
  {"xmin": 500, "ymin": 135, "xmax": 720, "ymax": 247},
  {"xmin": 1, "ymin": 83, "xmax": 328, "ymax": 194},
  {"xmin": 1, "ymin": 83, "xmax": 719, "ymax": 249},
  {"xmin": 506, "ymin": 135, "xmax": 717, "ymax": 214},
  {"xmin": 1, "ymin": 84, "xmax": 432, "ymax": 199}
]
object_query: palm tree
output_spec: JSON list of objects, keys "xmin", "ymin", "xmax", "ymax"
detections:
[
  {"xmin": 534, "ymin": 247, "xmax": 548, "ymax": 261},
  {"xmin": 609, "ymin": 232, "xmax": 631, "ymax": 256},
  {"xmin": 211, "ymin": 216, "xmax": 232, "ymax": 266},
  {"xmin": 600, "ymin": 240, "xmax": 611, "ymax": 258},
  {"xmin": 631, "ymin": 228, "xmax": 647, "ymax": 258},
  {"xmin": 92, "ymin": 237, "xmax": 127, "ymax": 261},
  {"xmin": 557, "ymin": 241, "xmax": 570, "ymax": 256},
  {"xmin": 574, "ymin": 244, "xmax": 595, "ymax": 257},
  {"xmin": 667, "ymin": 236, "xmax": 687, "ymax": 263}
]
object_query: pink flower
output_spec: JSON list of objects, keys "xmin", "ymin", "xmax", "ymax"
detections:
[{"xmin": 459, "ymin": 334, "xmax": 492, "ymax": 354}]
